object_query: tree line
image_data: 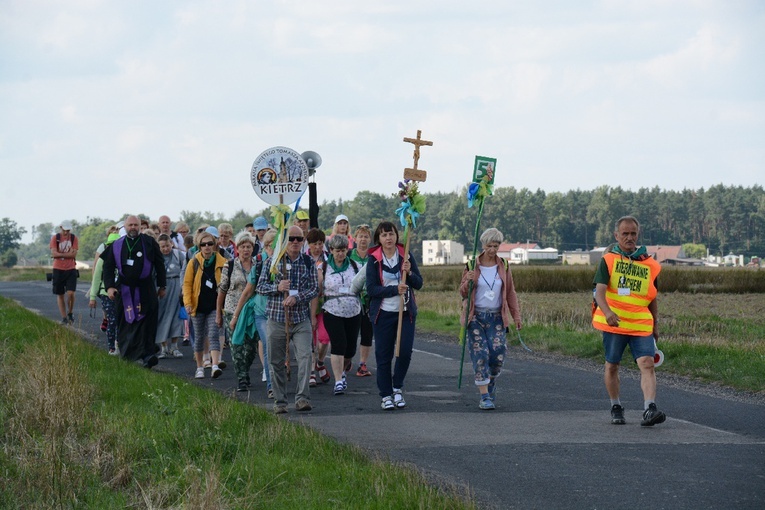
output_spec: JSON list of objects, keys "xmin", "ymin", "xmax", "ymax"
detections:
[{"xmin": 8, "ymin": 184, "xmax": 765, "ymax": 267}]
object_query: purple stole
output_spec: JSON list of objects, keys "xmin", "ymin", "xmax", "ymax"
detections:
[{"xmin": 113, "ymin": 236, "xmax": 152, "ymax": 323}]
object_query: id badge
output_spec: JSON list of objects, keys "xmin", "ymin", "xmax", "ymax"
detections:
[
  {"xmin": 484, "ymin": 290, "xmax": 495, "ymax": 300},
  {"xmin": 126, "ymin": 259, "xmax": 135, "ymax": 266},
  {"xmin": 205, "ymin": 279, "xmax": 214, "ymax": 289},
  {"xmin": 617, "ymin": 287, "xmax": 631, "ymax": 296},
  {"xmin": 340, "ymin": 286, "xmax": 350, "ymax": 294}
]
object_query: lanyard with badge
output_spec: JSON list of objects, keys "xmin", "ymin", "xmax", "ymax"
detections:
[{"xmin": 125, "ymin": 237, "xmax": 143, "ymax": 267}]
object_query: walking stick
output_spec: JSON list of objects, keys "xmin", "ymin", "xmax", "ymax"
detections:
[
  {"xmin": 282, "ymin": 254, "xmax": 291, "ymax": 381},
  {"xmin": 394, "ymin": 233, "xmax": 411, "ymax": 357}
]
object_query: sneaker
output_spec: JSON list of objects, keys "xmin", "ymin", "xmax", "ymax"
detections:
[
  {"xmin": 356, "ymin": 362, "xmax": 372, "ymax": 377},
  {"xmin": 393, "ymin": 388, "xmax": 406, "ymax": 409},
  {"xmin": 157, "ymin": 348, "xmax": 167, "ymax": 359},
  {"xmin": 61, "ymin": 317, "xmax": 69, "ymax": 325},
  {"xmin": 211, "ymin": 365, "xmax": 222, "ymax": 379},
  {"xmin": 267, "ymin": 388, "xmax": 274, "ymax": 399},
  {"xmin": 67, "ymin": 313, "xmax": 74, "ymax": 324},
  {"xmin": 333, "ymin": 381, "xmax": 345, "ymax": 395},
  {"xmin": 171, "ymin": 349, "xmax": 183, "ymax": 358},
  {"xmin": 195, "ymin": 367, "xmax": 205, "ymax": 379},
  {"xmin": 295, "ymin": 398, "xmax": 312, "ymax": 412},
  {"xmin": 316, "ymin": 362, "xmax": 330, "ymax": 383},
  {"xmin": 203, "ymin": 356, "xmax": 212, "ymax": 369},
  {"xmin": 217, "ymin": 359, "xmax": 226, "ymax": 370},
  {"xmin": 274, "ymin": 405, "xmax": 288, "ymax": 414},
  {"xmin": 100, "ymin": 318, "xmax": 108, "ymax": 332},
  {"xmin": 237, "ymin": 380, "xmax": 248, "ymax": 392},
  {"xmin": 261, "ymin": 369, "xmax": 267, "ymax": 382},
  {"xmin": 479, "ymin": 395, "xmax": 495, "ymax": 410},
  {"xmin": 641, "ymin": 403, "xmax": 666, "ymax": 427},
  {"xmin": 611, "ymin": 404, "xmax": 626, "ymax": 425},
  {"xmin": 182, "ymin": 338, "xmax": 190, "ymax": 346},
  {"xmin": 487, "ymin": 378, "xmax": 496, "ymax": 401},
  {"xmin": 309, "ymin": 372, "xmax": 317, "ymax": 387},
  {"xmin": 381, "ymin": 396, "xmax": 395, "ymax": 411},
  {"xmin": 144, "ymin": 355, "xmax": 158, "ymax": 369},
  {"xmin": 108, "ymin": 348, "xmax": 118, "ymax": 356}
]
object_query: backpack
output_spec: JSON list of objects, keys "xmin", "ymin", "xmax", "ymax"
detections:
[{"xmin": 226, "ymin": 254, "xmax": 264, "ymax": 284}]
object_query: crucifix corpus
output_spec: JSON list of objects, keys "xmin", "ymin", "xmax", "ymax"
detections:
[{"xmin": 395, "ymin": 130, "xmax": 433, "ymax": 357}]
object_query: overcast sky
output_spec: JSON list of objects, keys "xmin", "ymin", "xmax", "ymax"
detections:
[{"xmin": 1, "ymin": 1, "xmax": 763, "ymax": 242}]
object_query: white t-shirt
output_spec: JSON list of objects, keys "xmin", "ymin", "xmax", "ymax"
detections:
[
  {"xmin": 380, "ymin": 251, "xmax": 402, "ymax": 312},
  {"xmin": 474, "ymin": 264, "xmax": 502, "ymax": 310}
]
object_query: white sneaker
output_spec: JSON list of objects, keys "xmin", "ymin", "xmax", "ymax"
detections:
[
  {"xmin": 381, "ymin": 396, "xmax": 394, "ymax": 411},
  {"xmin": 393, "ymin": 388, "xmax": 406, "ymax": 409},
  {"xmin": 157, "ymin": 348, "xmax": 167, "ymax": 359},
  {"xmin": 261, "ymin": 369, "xmax": 267, "ymax": 382},
  {"xmin": 171, "ymin": 349, "xmax": 183, "ymax": 358},
  {"xmin": 195, "ymin": 367, "xmax": 205, "ymax": 379},
  {"xmin": 211, "ymin": 365, "xmax": 222, "ymax": 379}
]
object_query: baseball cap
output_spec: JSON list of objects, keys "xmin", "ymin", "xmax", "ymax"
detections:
[
  {"xmin": 253, "ymin": 216, "xmax": 269, "ymax": 230},
  {"xmin": 334, "ymin": 214, "xmax": 349, "ymax": 224},
  {"xmin": 60, "ymin": 220, "xmax": 73, "ymax": 231},
  {"xmin": 295, "ymin": 210, "xmax": 309, "ymax": 221},
  {"xmin": 205, "ymin": 226, "xmax": 219, "ymax": 238}
]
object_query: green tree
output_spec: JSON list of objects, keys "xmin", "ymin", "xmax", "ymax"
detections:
[
  {"xmin": 682, "ymin": 243, "xmax": 706, "ymax": 259},
  {"xmin": 0, "ymin": 218, "xmax": 26, "ymax": 252},
  {"xmin": 0, "ymin": 249, "xmax": 18, "ymax": 267}
]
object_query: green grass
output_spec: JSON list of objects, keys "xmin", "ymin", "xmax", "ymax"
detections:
[{"xmin": 0, "ymin": 296, "xmax": 476, "ymax": 509}]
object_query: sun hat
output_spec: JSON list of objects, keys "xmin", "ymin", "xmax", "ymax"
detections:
[
  {"xmin": 295, "ymin": 210, "xmax": 309, "ymax": 221},
  {"xmin": 253, "ymin": 216, "xmax": 269, "ymax": 230},
  {"xmin": 205, "ymin": 226, "xmax": 219, "ymax": 238},
  {"xmin": 334, "ymin": 214, "xmax": 349, "ymax": 224},
  {"xmin": 60, "ymin": 220, "xmax": 73, "ymax": 231}
]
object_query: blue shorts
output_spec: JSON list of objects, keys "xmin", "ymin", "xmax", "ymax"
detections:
[{"xmin": 603, "ymin": 332, "xmax": 654, "ymax": 363}]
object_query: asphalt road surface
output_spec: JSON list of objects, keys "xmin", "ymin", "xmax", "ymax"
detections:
[{"xmin": 1, "ymin": 280, "xmax": 763, "ymax": 509}]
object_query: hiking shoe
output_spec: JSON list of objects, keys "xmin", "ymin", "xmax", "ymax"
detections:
[
  {"xmin": 295, "ymin": 399, "xmax": 312, "ymax": 412},
  {"xmin": 356, "ymin": 362, "xmax": 372, "ymax": 377},
  {"xmin": 611, "ymin": 404, "xmax": 626, "ymax": 425},
  {"xmin": 274, "ymin": 405, "xmax": 287, "ymax": 415},
  {"xmin": 195, "ymin": 367, "xmax": 205, "ymax": 379},
  {"xmin": 237, "ymin": 380, "xmax": 248, "ymax": 392},
  {"xmin": 479, "ymin": 395, "xmax": 495, "ymax": 410},
  {"xmin": 393, "ymin": 388, "xmax": 406, "ymax": 409},
  {"xmin": 316, "ymin": 362, "xmax": 330, "ymax": 383},
  {"xmin": 171, "ymin": 349, "xmax": 183, "ymax": 358},
  {"xmin": 67, "ymin": 313, "xmax": 74, "ymax": 324},
  {"xmin": 211, "ymin": 365, "xmax": 222, "ymax": 379},
  {"xmin": 333, "ymin": 381, "xmax": 345, "ymax": 395},
  {"xmin": 309, "ymin": 372, "xmax": 317, "ymax": 387},
  {"xmin": 641, "ymin": 403, "xmax": 666, "ymax": 427},
  {"xmin": 381, "ymin": 396, "xmax": 395, "ymax": 411},
  {"xmin": 100, "ymin": 318, "xmax": 108, "ymax": 332}
]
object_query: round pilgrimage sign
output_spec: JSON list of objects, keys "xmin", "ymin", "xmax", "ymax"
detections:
[{"xmin": 250, "ymin": 146, "xmax": 309, "ymax": 206}]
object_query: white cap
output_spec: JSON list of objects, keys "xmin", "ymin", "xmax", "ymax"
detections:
[
  {"xmin": 60, "ymin": 220, "xmax": 73, "ymax": 231},
  {"xmin": 335, "ymin": 214, "xmax": 349, "ymax": 224}
]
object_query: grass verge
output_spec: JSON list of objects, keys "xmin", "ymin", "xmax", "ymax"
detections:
[{"xmin": 0, "ymin": 296, "xmax": 476, "ymax": 509}]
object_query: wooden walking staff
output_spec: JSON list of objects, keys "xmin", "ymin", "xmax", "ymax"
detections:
[{"xmin": 395, "ymin": 130, "xmax": 433, "ymax": 357}]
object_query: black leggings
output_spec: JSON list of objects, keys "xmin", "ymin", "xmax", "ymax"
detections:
[{"xmin": 323, "ymin": 312, "xmax": 361, "ymax": 358}]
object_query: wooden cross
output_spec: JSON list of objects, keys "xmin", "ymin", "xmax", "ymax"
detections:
[{"xmin": 403, "ymin": 129, "xmax": 433, "ymax": 182}]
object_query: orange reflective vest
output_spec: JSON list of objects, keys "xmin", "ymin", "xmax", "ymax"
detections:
[{"xmin": 592, "ymin": 252, "xmax": 660, "ymax": 336}]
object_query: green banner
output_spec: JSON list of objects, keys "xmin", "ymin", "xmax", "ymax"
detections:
[{"xmin": 473, "ymin": 156, "xmax": 497, "ymax": 184}]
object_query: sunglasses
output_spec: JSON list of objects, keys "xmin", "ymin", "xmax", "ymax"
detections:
[
  {"xmin": 288, "ymin": 236, "xmax": 304, "ymax": 243},
  {"xmin": 199, "ymin": 241, "xmax": 215, "ymax": 247}
]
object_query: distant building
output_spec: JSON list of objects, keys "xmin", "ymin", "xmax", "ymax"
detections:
[
  {"xmin": 644, "ymin": 245, "xmax": 685, "ymax": 263},
  {"xmin": 422, "ymin": 240, "xmax": 464, "ymax": 266},
  {"xmin": 497, "ymin": 242, "xmax": 540, "ymax": 264},
  {"xmin": 562, "ymin": 248, "xmax": 605, "ymax": 265}
]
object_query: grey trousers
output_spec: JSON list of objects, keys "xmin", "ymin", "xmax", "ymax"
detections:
[{"xmin": 267, "ymin": 318, "xmax": 312, "ymax": 406}]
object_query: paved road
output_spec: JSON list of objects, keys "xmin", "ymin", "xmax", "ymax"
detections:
[{"xmin": 2, "ymin": 280, "xmax": 764, "ymax": 509}]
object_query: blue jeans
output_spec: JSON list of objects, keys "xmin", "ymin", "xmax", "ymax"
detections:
[
  {"xmin": 603, "ymin": 332, "xmax": 654, "ymax": 363},
  {"xmin": 467, "ymin": 311, "xmax": 507, "ymax": 386},
  {"xmin": 373, "ymin": 310, "xmax": 415, "ymax": 397}
]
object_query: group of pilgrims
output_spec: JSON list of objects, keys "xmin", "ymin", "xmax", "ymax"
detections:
[{"xmin": 87, "ymin": 211, "xmax": 521, "ymax": 412}]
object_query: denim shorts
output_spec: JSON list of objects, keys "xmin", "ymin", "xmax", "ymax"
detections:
[{"xmin": 603, "ymin": 332, "xmax": 654, "ymax": 363}]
